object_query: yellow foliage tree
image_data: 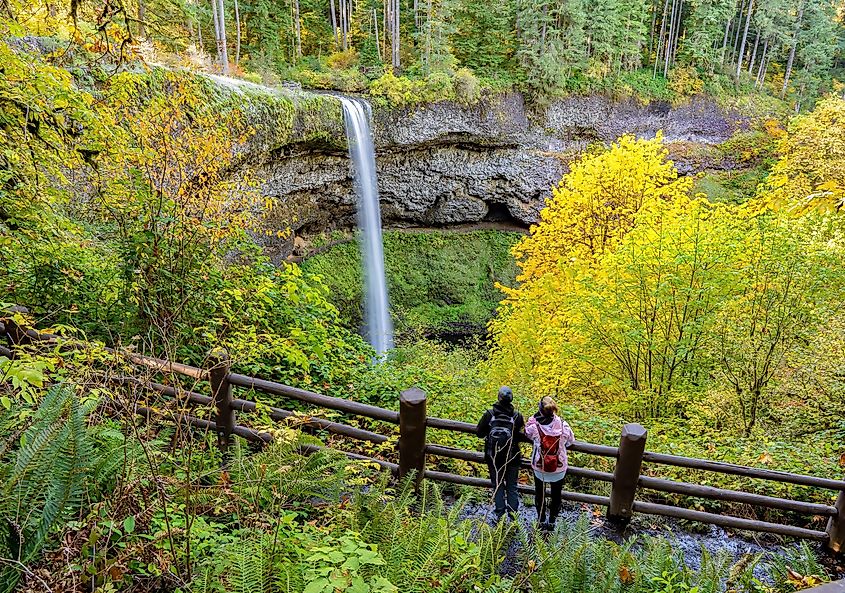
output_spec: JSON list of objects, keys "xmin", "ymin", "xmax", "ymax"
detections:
[
  {"xmin": 763, "ymin": 95, "xmax": 845, "ymax": 213},
  {"xmin": 489, "ymin": 134, "xmax": 695, "ymax": 397},
  {"xmin": 511, "ymin": 133, "xmax": 692, "ymax": 283},
  {"xmin": 92, "ymin": 70, "xmax": 262, "ymax": 340}
]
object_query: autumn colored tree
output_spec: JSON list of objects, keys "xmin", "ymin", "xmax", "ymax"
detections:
[
  {"xmin": 569, "ymin": 199, "xmax": 743, "ymax": 416},
  {"xmin": 712, "ymin": 214, "xmax": 845, "ymax": 435},
  {"xmin": 511, "ymin": 133, "xmax": 693, "ymax": 283},
  {"xmin": 92, "ymin": 70, "xmax": 261, "ymax": 345},
  {"xmin": 490, "ymin": 135, "xmax": 695, "ymax": 396},
  {"xmin": 763, "ymin": 95, "xmax": 845, "ymax": 213}
]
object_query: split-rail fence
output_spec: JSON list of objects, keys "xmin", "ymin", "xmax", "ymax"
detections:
[{"xmin": 2, "ymin": 307, "xmax": 844, "ymax": 554}]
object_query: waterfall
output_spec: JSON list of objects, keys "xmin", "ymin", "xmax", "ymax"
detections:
[{"xmin": 338, "ymin": 96, "xmax": 394, "ymax": 356}]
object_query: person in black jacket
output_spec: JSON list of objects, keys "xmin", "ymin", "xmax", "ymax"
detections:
[{"xmin": 477, "ymin": 386, "xmax": 527, "ymax": 520}]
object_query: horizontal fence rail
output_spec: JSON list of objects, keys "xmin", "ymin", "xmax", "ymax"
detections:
[{"xmin": 3, "ymin": 310, "xmax": 845, "ymax": 553}]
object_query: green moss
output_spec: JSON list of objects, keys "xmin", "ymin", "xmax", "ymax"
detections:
[
  {"xmin": 693, "ymin": 166, "xmax": 770, "ymax": 204},
  {"xmin": 301, "ymin": 230, "xmax": 521, "ymax": 334}
]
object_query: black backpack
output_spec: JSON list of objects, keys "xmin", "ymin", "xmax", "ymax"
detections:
[{"xmin": 485, "ymin": 409, "xmax": 517, "ymax": 463}]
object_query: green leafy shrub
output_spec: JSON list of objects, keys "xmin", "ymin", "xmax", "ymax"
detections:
[
  {"xmin": 327, "ymin": 49, "xmax": 359, "ymax": 70},
  {"xmin": 453, "ymin": 68, "xmax": 481, "ymax": 105}
]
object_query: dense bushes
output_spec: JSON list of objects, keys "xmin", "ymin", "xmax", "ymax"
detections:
[{"xmin": 368, "ymin": 68, "xmax": 483, "ymax": 108}]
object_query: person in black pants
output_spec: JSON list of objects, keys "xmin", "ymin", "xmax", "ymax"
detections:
[
  {"xmin": 525, "ymin": 396, "xmax": 575, "ymax": 529},
  {"xmin": 477, "ymin": 386, "xmax": 527, "ymax": 520}
]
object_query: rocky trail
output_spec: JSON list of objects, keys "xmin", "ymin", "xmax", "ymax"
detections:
[{"xmin": 456, "ymin": 498, "xmax": 845, "ymax": 582}]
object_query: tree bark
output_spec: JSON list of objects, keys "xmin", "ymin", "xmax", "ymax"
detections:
[
  {"xmin": 663, "ymin": 0, "xmax": 677, "ymax": 76},
  {"xmin": 653, "ymin": 0, "xmax": 670, "ymax": 76},
  {"xmin": 294, "ymin": 0, "xmax": 302, "ymax": 58},
  {"xmin": 720, "ymin": 17, "xmax": 730, "ymax": 66},
  {"xmin": 374, "ymin": 7, "xmax": 382, "ymax": 60},
  {"xmin": 747, "ymin": 28, "xmax": 759, "ymax": 74},
  {"xmin": 217, "ymin": 0, "xmax": 229, "ymax": 74},
  {"xmin": 732, "ymin": 0, "xmax": 745, "ymax": 61},
  {"xmin": 340, "ymin": 0, "xmax": 347, "ymax": 50},
  {"xmin": 234, "ymin": 0, "xmax": 241, "ymax": 65},
  {"xmin": 648, "ymin": 0, "xmax": 658, "ymax": 57},
  {"xmin": 391, "ymin": 0, "xmax": 400, "ymax": 71},
  {"xmin": 669, "ymin": 0, "xmax": 683, "ymax": 68},
  {"xmin": 781, "ymin": 0, "xmax": 805, "ymax": 98},
  {"xmin": 755, "ymin": 37, "xmax": 768, "ymax": 88},
  {"xmin": 735, "ymin": 0, "xmax": 752, "ymax": 78},
  {"xmin": 330, "ymin": 0, "xmax": 339, "ymax": 47},
  {"xmin": 210, "ymin": 0, "xmax": 220, "ymax": 65},
  {"xmin": 137, "ymin": 0, "xmax": 146, "ymax": 39}
]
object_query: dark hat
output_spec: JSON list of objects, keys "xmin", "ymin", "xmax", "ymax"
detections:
[{"xmin": 498, "ymin": 386, "xmax": 513, "ymax": 404}]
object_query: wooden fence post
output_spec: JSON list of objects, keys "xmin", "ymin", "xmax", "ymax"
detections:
[
  {"xmin": 608, "ymin": 422, "xmax": 647, "ymax": 526},
  {"xmin": 208, "ymin": 348, "xmax": 234, "ymax": 453},
  {"xmin": 399, "ymin": 387, "xmax": 427, "ymax": 485},
  {"xmin": 827, "ymin": 491, "xmax": 845, "ymax": 553}
]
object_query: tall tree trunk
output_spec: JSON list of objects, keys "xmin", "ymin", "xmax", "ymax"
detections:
[
  {"xmin": 210, "ymin": 0, "xmax": 220, "ymax": 65},
  {"xmin": 755, "ymin": 37, "xmax": 768, "ymax": 88},
  {"xmin": 425, "ymin": 0, "xmax": 432, "ymax": 68},
  {"xmin": 648, "ymin": 0, "xmax": 659, "ymax": 57},
  {"xmin": 653, "ymin": 0, "xmax": 670, "ymax": 77},
  {"xmin": 341, "ymin": 0, "xmax": 347, "ymax": 50},
  {"xmin": 735, "ymin": 0, "xmax": 752, "ymax": 78},
  {"xmin": 234, "ymin": 0, "xmax": 241, "ymax": 65},
  {"xmin": 137, "ymin": 0, "xmax": 146, "ymax": 38},
  {"xmin": 781, "ymin": 0, "xmax": 805, "ymax": 98},
  {"xmin": 374, "ymin": 7, "xmax": 382, "ymax": 60},
  {"xmin": 747, "ymin": 28, "xmax": 759, "ymax": 73},
  {"xmin": 330, "ymin": 0, "xmax": 339, "ymax": 47},
  {"xmin": 218, "ymin": 0, "xmax": 229, "ymax": 73},
  {"xmin": 294, "ymin": 0, "xmax": 302, "ymax": 59},
  {"xmin": 195, "ymin": 0, "xmax": 204, "ymax": 53},
  {"xmin": 391, "ymin": 0, "xmax": 400, "ymax": 71},
  {"xmin": 720, "ymin": 17, "xmax": 730, "ymax": 66},
  {"xmin": 669, "ymin": 0, "xmax": 683, "ymax": 67},
  {"xmin": 663, "ymin": 0, "xmax": 677, "ymax": 76},
  {"xmin": 732, "ymin": 0, "xmax": 745, "ymax": 60}
]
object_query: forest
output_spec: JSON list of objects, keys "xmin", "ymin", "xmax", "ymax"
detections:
[
  {"xmin": 9, "ymin": 0, "xmax": 845, "ymax": 105},
  {"xmin": 3, "ymin": 0, "xmax": 845, "ymax": 591}
]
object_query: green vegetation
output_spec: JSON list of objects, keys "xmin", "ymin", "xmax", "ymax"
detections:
[
  {"xmin": 692, "ymin": 168, "xmax": 771, "ymax": 204},
  {"xmin": 302, "ymin": 230, "xmax": 521, "ymax": 336},
  {"xmin": 0, "ymin": 385, "xmax": 830, "ymax": 591},
  {"xmin": 9, "ymin": 0, "xmax": 845, "ymax": 108},
  {"xmin": 3, "ymin": 5, "xmax": 845, "ymax": 591}
]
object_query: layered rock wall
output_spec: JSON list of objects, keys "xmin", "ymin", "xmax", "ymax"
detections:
[{"xmin": 236, "ymin": 87, "xmax": 748, "ymax": 259}]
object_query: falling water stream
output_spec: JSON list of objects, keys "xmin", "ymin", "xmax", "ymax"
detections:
[{"xmin": 339, "ymin": 96, "xmax": 394, "ymax": 356}]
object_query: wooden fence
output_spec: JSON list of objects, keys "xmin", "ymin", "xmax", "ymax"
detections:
[{"xmin": 2, "ymin": 309, "xmax": 845, "ymax": 553}]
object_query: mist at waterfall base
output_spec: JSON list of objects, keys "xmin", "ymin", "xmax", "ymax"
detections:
[{"xmin": 339, "ymin": 97, "xmax": 394, "ymax": 357}]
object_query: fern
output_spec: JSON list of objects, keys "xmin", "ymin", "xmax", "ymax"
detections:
[{"xmin": 0, "ymin": 386, "xmax": 141, "ymax": 593}]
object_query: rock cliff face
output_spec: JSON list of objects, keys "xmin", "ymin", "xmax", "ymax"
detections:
[{"xmin": 242, "ymin": 88, "xmax": 747, "ymax": 258}]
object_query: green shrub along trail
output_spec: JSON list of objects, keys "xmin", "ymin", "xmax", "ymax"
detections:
[{"xmin": 3, "ymin": 4, "xmax": 845, "ymax": 591}]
